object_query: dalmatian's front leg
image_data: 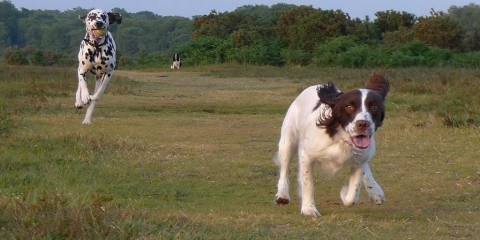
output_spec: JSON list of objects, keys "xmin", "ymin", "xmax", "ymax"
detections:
[
  {"xmin": 75, "ymin": 84, "xmax": 83, "ymax": 109},
  {"xmin": 81, "ymin": 72, "xmax": 113, "ymax": 124},
  {"xmin": 75, "ymin": 70, "xmax": 90, "ymax": 108},
  {"xmin": 90, "ymin": 71, "xmax": 113, "ymax": 101}
]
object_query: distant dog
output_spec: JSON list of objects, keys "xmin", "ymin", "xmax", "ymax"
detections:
[
  {"xmin": 171, "ymin": 53, "xmax": 182, "ymax": 69},
  {"xmin": 274, "ymin": 73, "xmax": 389, "ymax": 216},
  {"xmin": 75, "ymin": 9, "xmax": 122, "ymax": 124}
]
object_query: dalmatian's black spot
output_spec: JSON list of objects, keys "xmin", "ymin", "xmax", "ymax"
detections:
[
  {"xmin": 88, "ymin": 13, "xmax": 97, "ymax": 22},
  {"xmin": 87, "ymin": 49, "xmax": 95, "ymax": 62},
  {"xmin": 102, "ymin": 16, "xmax": 107, "ymax": 23},
  {"xmin": 105, "ymin": 46, "xmax": 113, "ymax": 56}
]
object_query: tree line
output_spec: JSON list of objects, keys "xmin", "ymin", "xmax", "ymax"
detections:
[
  {"xmin": 181, "ymin": 3, "xmax": 480, "ymax": 67},
  {"xmin": 2, "ymin": 1, "xmax": 480, "ymax": 68},
  {"xmin": 0, "ymin": 1, "xmax": 192, "ymax": 67}
]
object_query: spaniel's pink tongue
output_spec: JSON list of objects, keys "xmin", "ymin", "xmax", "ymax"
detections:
[{"xmin": 352, "ymin": 135, "xmax": 370, "ymax": 149}]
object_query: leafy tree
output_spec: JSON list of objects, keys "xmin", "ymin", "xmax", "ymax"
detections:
[
  {"xmin": 0, "ymin": 1, "xmax": 20, "ymax": 49},
  {"xmin": 449, "ymin": 3, "xmax": 480, "ymax": 50},
  {"xmin": 414, "ymin": 10, "xmax": 465, "ymax": 49},
  {"xmin": 354, "ymin": 15, "xmax": 382, "ymax": 44},
  {"xmin": 232, "ymin": 4, "xmax": 296, "ymax": 40},
  {"xmin": 115, "ymin": 13, "xmax": 192, "ymax": 54},
  {"xmin": 1, "ymin": 4, "xmax": 192, "ymax": 57},
  {"xmin": 0, "ymin": 22, "xmax": 9, "ymax": 46},
  {"xmin": 231, "ymin": 29, "xmax": 259, "ymax": 47},
  {"xmin": 193, "ymin": 4, "xmax": 295, "ymax": 41},
  {"xmin": 374, "ymin": 10, "xmax": 416, "ymax": 34},
  {"xmin": 193, "ymin": 10, "xmax": 232, "ymax": 39},
  {"xmin": 277, "ymin": 6, "xmax": 357, "ymax": 52},
  {"xmin": 382, "ymin": 26, "xmax": 416, "ymax": 45}
]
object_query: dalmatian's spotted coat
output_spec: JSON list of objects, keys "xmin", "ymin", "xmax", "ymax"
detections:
[{"xmin": 75, "ymin": 9, "xmax": 122, "ymax": 124}]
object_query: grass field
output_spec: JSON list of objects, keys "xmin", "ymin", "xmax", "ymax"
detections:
[{"xmin": 1, "ymin": 64, "xmax": 480, "ymax": 239}]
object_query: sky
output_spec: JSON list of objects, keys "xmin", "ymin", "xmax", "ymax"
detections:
[{"xmin": 5, "ymin": 0, "xmax": 477, "ymax": 19}]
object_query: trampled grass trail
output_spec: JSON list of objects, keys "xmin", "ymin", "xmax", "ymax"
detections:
[{"xmin": 1, "ymin": 65, "xmax": 479, "ymax": 239}]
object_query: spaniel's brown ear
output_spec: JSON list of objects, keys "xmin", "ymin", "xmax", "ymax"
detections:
[
  {"xmin": 365, "ymin": 72, "xmax": 389, "ymax": 100},
  {"xmin": 317, "ymin": 82, "xmax": 342, "ymax": 106}
]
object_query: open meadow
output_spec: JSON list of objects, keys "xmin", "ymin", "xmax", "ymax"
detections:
[{"xmin": 1, "ymin": 64, "xmax": 480, "ymax": 239}]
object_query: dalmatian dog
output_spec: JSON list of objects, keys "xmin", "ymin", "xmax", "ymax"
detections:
[
  {"xmin": 171, "ymin": 52, "xmax": 182, "ymax": 69},
  {"xmin": 75, "ymin": 9, "xmax": 122, "ymax": 124}
]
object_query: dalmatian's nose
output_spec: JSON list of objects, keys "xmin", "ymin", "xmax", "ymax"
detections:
[{"xmin": 94, "ymin": 22, "xmax": 104, "ymax": 28}]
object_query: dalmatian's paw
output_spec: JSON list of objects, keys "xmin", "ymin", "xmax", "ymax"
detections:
[
  {"xmin": 75, "ymin": 101, "xmax": 84, "ymax": 109},
  {"xmin": 81, "ymin": 92, "xmax": 91, "ymax": 105}
]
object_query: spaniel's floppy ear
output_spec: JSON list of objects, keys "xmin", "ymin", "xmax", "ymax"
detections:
[
  {"xmin": 365, "ymin": 72, "xmax": 389, "ymax": 100},
  {"xmin": 317, "ymin": 81, "xmax": 343, "ymax": 106},
  {"xmin": 108, "ymin": 12, "xmax": 122, "ymax": 25}
]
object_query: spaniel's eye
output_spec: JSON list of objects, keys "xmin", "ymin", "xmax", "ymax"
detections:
[
  {"xmin": 371, "ymin": 105, "xmax": 379, "ymax": 111},
  {"xmin": 345, "ymin": 105, "xmax": 354, "ymax": 111}
]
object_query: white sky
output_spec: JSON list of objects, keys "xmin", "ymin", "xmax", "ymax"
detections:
[{"xmin": 6, "ymin": 0, "xmax": 477, "ymax": 19}]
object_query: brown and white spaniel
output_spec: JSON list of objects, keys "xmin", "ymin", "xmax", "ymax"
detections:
[{"xmin": 274, "ymin": 73, "xmax": 390, "ymax": 216}]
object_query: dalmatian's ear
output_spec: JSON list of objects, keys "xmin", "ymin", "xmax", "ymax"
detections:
[
  {"xmin": 108, "ymin": 13, "xmax": 122, "ymax": 25},
  {"xmin": 79, "ymin": 15, "xmax": 87, "ymax": 23}
]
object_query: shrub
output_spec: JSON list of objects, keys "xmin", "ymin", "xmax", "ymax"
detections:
[
  {"xmin": 263, "ymin": 39, "xmax": 286, "ymax": 66},
  {"xmin": 3, "ymin": 47, "xmax": 28, "ymax": 65},
  {"xmin": 337, "ymin": 45, "xmax": 381, "ymax": 68},
  {"xmin": 387, "ymin": 51, "xmax": 422, "ymax": 67},
  {"xmin": 385, "ymin": 41, "xmax": 458, "ymax": 67},
  {"xmin": 3, "ymin": 47, "xmax": 73, "ymax": 66},
  {"xmin": 134, "ymin": 52, "xmax": 171, "ymax": 68},
  {"xmin": 312, "ymin": 36, "xmax": 358, "ymax": 66},
  {"xmin": 451, "ymin": 51, "xmax": 480, "ymax": 68},
  {"xmin": 28, "ymin": 50, "xmax": 46, "ymax": 65},
  {"xmin": 386, "ymin": 42, "xmax": 425, "ymax": 67},
  {"xmin": 423, "ymin": 46, "xmax": 453, "ymax": 67},
  {"xmin": 285, "ymin": 49, "xmax": 312, "ymax": 66},
  {"xmin": 227, "ymin": 45, "xmax": 265, "ymax": 65},
  {"xmin": 226, "ymin": 40, "xmax": 286, "ymax": 66},
  {"xmin": 178, "ymin": 37, "xmax": 230, "ymax": 66}
]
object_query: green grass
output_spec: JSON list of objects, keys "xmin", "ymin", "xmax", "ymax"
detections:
[{"xmin": 1, "ymin": 64, "xmax": 480, "ymax": 239}]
